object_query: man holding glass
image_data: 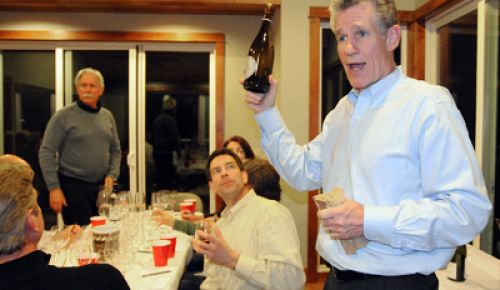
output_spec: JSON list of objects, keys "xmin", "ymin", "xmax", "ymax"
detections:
[
  {"xmin": 39, "ymin": 67, "xmax": 121, "ymax": 226},
  {"xmin": 244, "ymin": 1, "xmax": 491, "ymax": 289},
  {"xmin": 192, "ymin": 148, "xmax": 305, "ymax": 290},
  {"xmin": 0, "ymin": 154, "xmax": 130, "ymax": 290}
]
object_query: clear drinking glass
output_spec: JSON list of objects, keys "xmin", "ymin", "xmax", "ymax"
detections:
[
  {"xmin": 151, "ymin": 191, "xmax": 164, "ymax": 211},
  {"xmin": 194, "ymin": 218, "xmax": 215, "ymax": 276},
  {"xmin": 72, "ymin": 243, "xmax": 95, "ymax": 266},
  {"xmin": 49, "ymin": 225, "xmax": 71, "ymax": 266},
  {"xmin": 97, "ymin": 188, "xmax": 113, "ymax": 218}
]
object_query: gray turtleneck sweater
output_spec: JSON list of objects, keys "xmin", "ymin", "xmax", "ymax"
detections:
[{"xmin": 39, "ymin": 101, "xmax": 121, "ymax": 190}]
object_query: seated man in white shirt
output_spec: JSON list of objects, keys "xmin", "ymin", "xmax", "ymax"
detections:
[{"xmin": 193, "ymin": 148, "xmax": 305, "ymax": 290}]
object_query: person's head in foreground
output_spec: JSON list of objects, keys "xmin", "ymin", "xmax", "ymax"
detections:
[
  {"xmin": 0, "ymin": 154, "xmax": 41, "ymax": 258},
  {"xmin": 0, "ymin": 154, "xmax": 131, "ymax": 290}
]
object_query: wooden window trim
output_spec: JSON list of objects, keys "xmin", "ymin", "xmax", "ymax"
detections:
[{"xmin": 0, "ymin": 0, "xmax": 281, "ymax": 15}]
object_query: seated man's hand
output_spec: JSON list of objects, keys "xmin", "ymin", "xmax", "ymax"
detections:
[
  {"xmin": 192, "ymin": 227, "xmax": 240, "ymax": 269},
  {"xmin": 181, "ymin": 210, "xmax": 204, "ymax": 222},
  {"xmin": 152, "ymin": 210, "xmax": 175, "ymax": 227},
  {"xmin": 66, "ymin": 224, "xmax": 83, "ymax": 244}
]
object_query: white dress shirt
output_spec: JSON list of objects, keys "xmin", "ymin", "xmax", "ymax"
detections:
[
  {"xmin": 256, "ymin": 67, "xmax": 492, "ymax": 275},
  {"xmin": 201, "ymin": 190, "xmax": 305, "ymax": 290}
]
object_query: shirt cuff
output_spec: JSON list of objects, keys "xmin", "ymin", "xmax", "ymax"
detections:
[
  {"xmin": 234, "ymin": 254, "xmax": 258, "ymax": 280},
  {"xmin": 255, "ymin": 107, "xmax": 285, "ymax": 133},
  {"xmin": 364, "ymin": 205, "xmax": 398, "ymax": 244}
]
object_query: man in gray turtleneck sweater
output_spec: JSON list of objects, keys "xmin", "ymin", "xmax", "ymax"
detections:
[{"xmin": 39, "ymin": 67, "xmax": 121, "ymax": 226}]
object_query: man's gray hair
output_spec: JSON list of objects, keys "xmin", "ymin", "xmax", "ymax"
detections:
[
  {"xmin": 0, "ymin": 157, "xmax": 36, "ymax": 255},
  {"xmin": 74, "ymin": 67, "xmax": 105, "ymax": 87},
  {"xmin": 329, "ymin": 0, "xmax": 399, "ymax": 35}
]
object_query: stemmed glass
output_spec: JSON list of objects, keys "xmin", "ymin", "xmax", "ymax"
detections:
[
  {"xmin": 195, "ymin": 218, "xmax": 215, "ymax": 276},
  {"xmin": 195, "ymin": 218, "xmax": 214, "ymax": 241},
  {"xmin": 97, "ymin": 188, "xmax": 113, "ymax": 219},
  {"xmin": 49, "ymin": 225, "xmax": 71, "ymax": 266},
  {"xmin": 72, "ymin": 243, "xmax": 96, "ymax": 266},
  {"xmin": 151, "ymin": 191, "xmax": 165, "ymax": 211}
]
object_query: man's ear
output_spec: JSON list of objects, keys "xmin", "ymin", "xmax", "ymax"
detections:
[
  {"xmin": 242, "ymin": 171, "xmax": 248, "ymax": 185},
  {"xmin": 25, "ymin": 208, "xmax": 41, "ymax": 232},
  {"xmin": 97, "ymin": 86, "xmax": 105, "ymax": 98},
  {"xmin": 386, "ymin": 24, "xmax": 401, "ymax": 52}
]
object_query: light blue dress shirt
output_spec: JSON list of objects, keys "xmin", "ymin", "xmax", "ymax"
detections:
[{"xmin": 255, "ymin": 67, "xmax": 492, "ymax": 275}]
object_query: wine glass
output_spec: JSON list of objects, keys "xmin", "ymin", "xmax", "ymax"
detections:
[
  {"xmin": 151, "ymin": 191, "xmax": 164, "ymax": 211},
  {"xmin": 194, "ymin": 218, "xmax": 215, "ymax": 276},
  {"xmin": 97, "ymin": 188, "xmax": 113, "ymax": 218},
  {"xmin": 49, "ymin": 225, "xmax": 71, "ymax": 266},
  {"xmin": 72, "ymin": 244, "xmax": 94, "ymax": 266},
  {"xmin": 195, "ymin": 218, "xmax": 214, "ymax": 241}
]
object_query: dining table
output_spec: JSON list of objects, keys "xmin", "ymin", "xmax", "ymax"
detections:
[
  {"xmin": 39, "ymin": 212, "xmax": 194, "ymax": 290},
  {"xmin": 122, "ymin": 229, "xmax": 193, "ymax": 290}
]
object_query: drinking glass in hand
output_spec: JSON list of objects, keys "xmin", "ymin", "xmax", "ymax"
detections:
[{"xmin": 195, "ymin": 218, "xmax": 215, "ymax": 242}]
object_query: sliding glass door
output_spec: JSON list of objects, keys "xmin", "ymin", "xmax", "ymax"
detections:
[{"xmin": 0, "ymin": 42, "xmax": 216, "ymax": 225}]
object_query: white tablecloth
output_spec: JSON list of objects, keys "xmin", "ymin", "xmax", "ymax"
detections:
[
  {"xmin": 124, "ymin": 231, "xmax": 192, "ymax": 290},
  {"xmin": 437, "ymin": 245, "xmax": 499, "ymax": 290},
  {"xmin": 40, "ymin": 224, "xmax": 193, "ymax": 290}
]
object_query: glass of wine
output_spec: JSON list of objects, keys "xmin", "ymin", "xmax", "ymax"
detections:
[
  {"xmin": 72, "ymin": 243, "xmax": 95, "ymax": 266},
  {"xmin": 196, "ymin": 218, "xmax": 214, "ymax": 241},
  {"xmin": 194, "ymin": 217, "xmax": 216, "ymax": 277}
]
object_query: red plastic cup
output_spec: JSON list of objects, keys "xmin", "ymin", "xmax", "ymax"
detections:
[
  {"xmin": 90, "ymin": 216, "xmax": 106, "ymax": 227},
  {"xmin": 152, "ymin": 240, "xmax": 171, "ymax": 267},
  {"xmin": 160, "ymin": 234, "xmax": 177, "ymax": 258},
  {"xmin": 184, "ymin": 198, "xmax": 196, "ymax": 208},
  {"xmin": 180, "ymin": 202, "xmax": 195, "ymax": 214}
]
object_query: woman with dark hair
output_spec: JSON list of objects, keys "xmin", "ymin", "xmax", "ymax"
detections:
[
  {"xmin": 223, "ymin": 135, "xmax": 255, "ymax": 162},
  {"xmin": 244, "ymin": 158, "xmax": 281, "ymax": 201}
]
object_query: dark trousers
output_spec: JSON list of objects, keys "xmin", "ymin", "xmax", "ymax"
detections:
[
  {"xmin": 324, "ymin": 267, "xmax": 438, "ymax": 290},
  {"xmin": 178, "ymin": 252, "xmax": 205, "ymax": 290},
  {"xmin": 59, "ymin": 174, "xmax": 101, "ymax": 226},
  {"xmin": 178, "ymin": 272, "xmax": 204, "ymax": 290}
]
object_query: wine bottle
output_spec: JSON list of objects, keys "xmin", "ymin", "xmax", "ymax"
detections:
[{"xmin": 243, "ymin": 3, "xmax": 274, "ymax": 94}]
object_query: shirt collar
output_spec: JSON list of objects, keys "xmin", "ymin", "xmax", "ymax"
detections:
[
  {"xmin": 76, "ymin": 98, "xmax": 101, "ymax": 113},
  {"xmin": 347, "ymin": 66, "xmax": 403, "ymax": 108},
  {"xmin": 220, "ymin": 189, "xmax": 257, "ymax": 220}
]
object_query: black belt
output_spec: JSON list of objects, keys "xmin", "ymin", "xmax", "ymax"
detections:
[
  {"xmin": 329, "ymin": 266, "xmax": 427, "ymax": 281},
  {"xmin": 330, "ymin": 266, "xmax": 382, "ymax": 281}
]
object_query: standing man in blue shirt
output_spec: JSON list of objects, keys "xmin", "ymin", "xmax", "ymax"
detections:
[
  {"xmin": 39, "ymin": 67, "xmax": 121, "ymax": 226},
  {"xmin": 244, "ymin": 1, "xmax": 492, "ymax": 289}
]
